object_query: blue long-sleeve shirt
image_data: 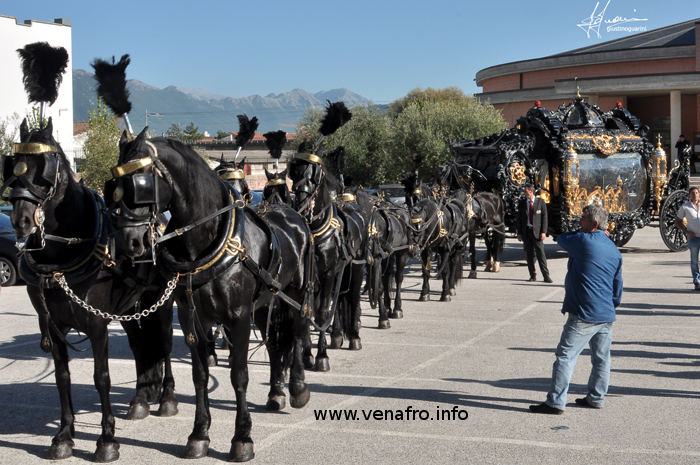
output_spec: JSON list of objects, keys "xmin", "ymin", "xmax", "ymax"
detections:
[{"xmin": 557, "ymin": 230, "xmax": 623, "ymax": 323}]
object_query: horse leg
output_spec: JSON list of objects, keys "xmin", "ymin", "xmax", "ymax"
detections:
[
  {"xmin": 348, "ymin": 263, "xmax": 363, "ymax": 350},
  {"xmin": 302, "ymin": 324, "xmax": 314, "ymax": 370},
  {"xmin": 121, "ymin": 319, "xmax": 151, "ymax": 420},
  {"xmin": 391, "ymin": 252, "xmax": 408, "ymax": 319},
  {"xmin": 378, "ymin": 258, "xmax": 391, "ymax": 329},
  {"xmin": 449, "ymin": 251, "xmax": 458, "ymax": 296},
  {"xmin": 228, "ymin": 318, "xmax": 255, "ymax": 462},
  {"xmin": 181, "ymin": 314, "xmax": 212, "ymax": 459},
  {"xmin": 315, "ymin": 328, "xmax": 330, "ymax": 372},
  {"xmin": 289, "ymin": 309, "xmax": 310, "ymax": 408},
  {"xmin": 157, "ymin": 304, "xmax": 178, "ymax": 417},
  {"xmin": 47, "ymin": 333, "xmax": 75, "ymax": 460},
  {"xmin": 90, "ymin": 324, "xmax": 120, "ymax": 463},
  {"xmin": 440, "ymin": 249, "xmax": 452, "ymax": 302},
  {"xmin": 468, "ymin": 233, "xmax": 478, "ymax": 279},
  {"xmin": 419, "ymin": 249, "xmax": 431, "ymax": 301},
  {"xmin": 256, "ymin": 303, "xmax": 286, "ymax": 411}
]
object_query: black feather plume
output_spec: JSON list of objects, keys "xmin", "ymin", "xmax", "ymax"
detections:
[
  {"xmin": 17, "ymin": 42, "xmax": 69, "ymax": 105},
  {"xmin": 235, "ymin": 115, "xmax": 258, "ymax": 148},
  {"xmin": 263, "ymin": 130, "xmax": 287, "ymax": 159},
  {"xmin": 319, "ymin": 101, "xmax": 352, "ymax": 136},
  {"xmin": 92, "ymin": 55, "xmax": 132, "ymax": 115}
]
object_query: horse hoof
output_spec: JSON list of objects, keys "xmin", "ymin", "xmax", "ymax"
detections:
[
  {"xmin": 349, "ymin": 338, "xmax": 362, "ymax": 350},
  {"xmin": 183, "ymin": 438, "xmax": 210, "ymax": 459},
  {"xmin": 95, "ymin": 441, "xmax": 120, "ymax": 463},
  {"xmin": 315, "ymin": 357, "xmax": 330, "ymax": 372},
  {"xmin": 330, "ymin": 334, "xmax": 343, "ymax": 349},
  {"xmin": 493, "ymin": 262, "xmax": 500, "ymax": 272},
  {"xmin": 48, "ymin": 440, "xmax": 73, "ymax": 460},
  {"xmin": 440, "ymin": 295, "xmax": 451, "ymax": 302},
  {"xmin": 290, "ymin": 385, "xmax": 310, "ymax": 409},
  {"xmin": 468, "ymin": 271, "xmax": 477, "ymax": 279},
  {"xmin": 418, "ymin": 294, "xmax": 429, "ymax": 301},
  {"xmin": 450, "ymin": 288, "xmax": 456, "ymax": 296},
  {"xmin": 158, "ymin": 399, "xmax": 179, "ymax": 417},
  {"xmin": 229, "ymin": 440, "xmax": 255, "ymax": 462},
  {"xmin": 378, "ymin": 319, "xmax": 391, "ymax": 329},
  {"xmin": 390, "ymin": 310, "xmax": 403, "ymax": 319},
  {"xmin": 484, "ymin": 265, "xmax": 492, "ymax": 272},
  {"xmin": 266, "ymin": 394, "xmax": 286, "ymax": 411},
  {"xmin": 207, "ymin": 354, "xmax": 217, "ymax": 367},
  {"xmin": 126, "ymin": 401, "xmax": 149, "ymax": 420},
  {"xmin": 303, "ymin": 355, "xmax": 315, "ymax": 370}
]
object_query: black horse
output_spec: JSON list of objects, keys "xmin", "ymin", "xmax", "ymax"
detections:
[
  {"xmin": 1, "ymin": 119, "xmax": 177, "ymax": 462},
  {"xmin": 216, "ymin": 157, "xmax": 253, "ymax": 203},
  {"xmin": 409, "ymin": 194, "xmax": 466, "ymax": 302},
  {"xmin": 441, "ymin": 162, "xmax": 506, "ymax": 278},
  {"xmin": 365, "ymin": 196, "xmax": 414, "ymax": 326},
  {"xmin": 107, "ymin": 129, "xmax": 313, "ymax": 460},
  {"xmin": 288, "ymin": 152, "xmax": 367, "ymax": 371}
]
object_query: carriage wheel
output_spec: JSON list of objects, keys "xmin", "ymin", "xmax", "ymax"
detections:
[
  {"xmin": 660, "ymin": 189, "xmax": 689, "ymax": 252},
  {"xmin": 611, "ymin": 230, "xmax": 634, "ymax": 248}
]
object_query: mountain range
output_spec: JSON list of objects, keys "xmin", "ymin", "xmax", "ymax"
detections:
[{"xmin": 73, "ymin": 69, "xmax": 372, "ymax": 136}]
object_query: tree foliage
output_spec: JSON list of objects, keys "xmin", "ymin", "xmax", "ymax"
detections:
[
  {"xmin": 294, "ymin": 88, "xmax": 506, "ymax": 186},
  {"xmin": 166, "ymin": 123, "xmax": 184, "ymax": 139},
  {"xmin": 81, "ymin": 99, "xmax": 120, "ymax": 191}
]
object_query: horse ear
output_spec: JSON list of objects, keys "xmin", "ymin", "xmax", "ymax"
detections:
[
  {"xmin": 264, "ymin": 167, "xmax": 272, "ymax": 179},
  {"xmin": 220, "ymin": 153, "xmax": 224, "ymax": 162},
  {"xmin": 45, "ymin": 117, "xmax": 53, "ymax": 134},
  {"xmin": 119, "ymin": 130, "xmax": 130, "ymax": 148},
  {"xmin": 135, "ymin": 126, "xmax": 148, "ymax": 142},
  {"xmin": 281, "ymin": 167, "xmax": 288, "ymax": 177},
  {"xmin": 20, "ymin": 119, "xmax": 29, "ymax": 141}
]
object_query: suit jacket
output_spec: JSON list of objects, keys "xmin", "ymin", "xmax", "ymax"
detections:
[{"xmin": 517, "ymin": 196, "xmax": 548, "ymax": 239}]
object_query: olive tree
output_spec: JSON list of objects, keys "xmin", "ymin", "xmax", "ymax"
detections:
[{"xmin": 81, "ymin": 99, "xmax": 120, "ymax": 191}]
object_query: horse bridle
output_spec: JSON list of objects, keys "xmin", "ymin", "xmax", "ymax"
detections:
[
  {"xmin": 1, "ymin": 142, "xmax": 61, "ymax": 250},
  {"xmin": 291, "ymin": 153, "xmax": 324, "ymax": 220},
  {"xmin": 106, "ymin": 140, "xmax": 173, "ymax": 263},
  {"xmin": 218, "ymin": 167, "xmax": 254, "ymax": 204}
]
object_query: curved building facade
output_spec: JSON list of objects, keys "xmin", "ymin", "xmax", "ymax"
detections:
[{"xmin": 476, "ymin": 19, "xmax": 700, "ymax": 161}]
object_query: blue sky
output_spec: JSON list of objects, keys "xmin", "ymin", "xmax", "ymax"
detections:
[{"xmin": 4, "ymin": 1, "xmax": 698, "ymax": 104}]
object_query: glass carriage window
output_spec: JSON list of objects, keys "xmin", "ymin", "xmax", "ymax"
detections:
[{"xmin": 573, "ymin": 152, "xmax": 646, "ymax": 214}]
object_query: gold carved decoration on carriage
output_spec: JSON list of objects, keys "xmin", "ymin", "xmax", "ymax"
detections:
[
  {"xmin": 568, "ymin": 134, "xmax": 642, "ymax": 156},
  {"xmin": 509, "ymin": 162, "xmax": 527, "ymax": 184},
  {"xmin": 567, "ymin": 178, "xmax": 627, "ymax": 216}
]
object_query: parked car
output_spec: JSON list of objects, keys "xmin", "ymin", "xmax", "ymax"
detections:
[
  {"xmin": 377, "ymin": 184, "xmax": 406, "ymax": 205},
  {"xmin": 0, "ymin": 211, "xmax": 19, "ymax": 286}
]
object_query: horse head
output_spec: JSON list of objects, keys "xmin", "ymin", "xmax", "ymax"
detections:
[
  {"xmin": 216, "ymin": 157, "xmax": 251, "ymax": 203},
  {"xmin": 263, "ymin": 167, "xmax": 290, "ymax": 205},
  {"xmin": 105, "ymin": 128, "xmax": 174, "ymax": 258},
  {"xmin": 2, "ymin": 118, "xmax": 74, "ymax": 238},
  {"xmin": 408, "ymin": 198, "xmax": 438, "ymax": 252},
  {"xmin": 288, "ymin": 153, "xmax": 326, "ymax": 219}
]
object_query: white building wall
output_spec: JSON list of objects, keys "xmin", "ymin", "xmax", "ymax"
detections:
[{"xmin": 0, "ymin": 15, "xmax": 73, "ymax": 166}]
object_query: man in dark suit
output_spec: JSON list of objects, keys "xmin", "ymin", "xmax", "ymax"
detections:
[{"xmin": 517, "ymin": 183, "xmax": 552, "ymax": 282}]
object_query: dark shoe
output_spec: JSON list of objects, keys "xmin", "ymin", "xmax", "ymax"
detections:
[
  {"xmin": 528, "ymin": 276, "xmax": 537, "ymax": 282},
  {"xmin": 543, "ymin": 276, "xmax": 553, "ymax": 283},
  {"xmin": 694, "ymin": 283, "xmax": 700, "ymax": 291},
  {"xmin": 529, "ymin": 403, "xmax": 564, "ymax": 415},
  {"xmin": 575, "ymin": 398, "xmax": 602, "ymax": 409}
]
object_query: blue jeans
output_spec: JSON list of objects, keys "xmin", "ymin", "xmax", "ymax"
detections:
[
  {"xmin": 546, "ymin": 314, "xmax": 613, "ymax": 410},
  {"xmin": 688, "ymin": 237, "xmax": 700, "ymax": 285}
]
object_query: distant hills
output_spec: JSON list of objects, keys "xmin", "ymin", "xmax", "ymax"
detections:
[{"xmin": 73, "ymin": 69, "xmax": 372, "ymax": 136}]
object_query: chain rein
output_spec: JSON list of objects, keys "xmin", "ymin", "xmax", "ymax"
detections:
[{"xmin": 53, "ymin": 272, "xmax": 180, "ymax": 321}]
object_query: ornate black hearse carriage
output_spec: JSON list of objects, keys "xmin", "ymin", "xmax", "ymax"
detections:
[{"xmin": 450, "ymin": 96, "xmax": 690, "ymax": 250}]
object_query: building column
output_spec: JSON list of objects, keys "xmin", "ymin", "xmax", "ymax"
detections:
[{"xmin": 670, "ymin": 90, "xmax": 682, "ymax": 165}]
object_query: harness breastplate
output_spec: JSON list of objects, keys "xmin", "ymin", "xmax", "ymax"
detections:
[{"xmin": 19, "ymin": 191, "xmax": 110, "ymax": 288}]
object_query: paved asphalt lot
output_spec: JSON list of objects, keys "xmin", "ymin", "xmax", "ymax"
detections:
[{"xmin": 0, "ymin": 225, "xmax": 698, "ymax": 465}]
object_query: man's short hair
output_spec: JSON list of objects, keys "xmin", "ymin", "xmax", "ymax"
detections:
[
  {"xmin": 582, "ymin": 204, "xmax": 608, "ymax": 230},
  {"xmin": 523, "ymin": 183, "xmax": 534, "ymax": 191}
]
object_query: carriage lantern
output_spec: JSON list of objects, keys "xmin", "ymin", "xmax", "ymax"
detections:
[
  {"xmin": 563, "ymin": 140, "xmax": 580, "ymax": 216},
  {"xmin": 650, "ymin": 134, "xmax": 668, "ymax": 213}
]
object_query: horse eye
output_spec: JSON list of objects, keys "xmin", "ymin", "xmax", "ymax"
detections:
[
  {"xmin": 13, "ymin": 161, "xmax": 28, "ymax": 176},
  {"xmin": 113, "ymin": 186, "xmax": 124, "ymax": 202}
]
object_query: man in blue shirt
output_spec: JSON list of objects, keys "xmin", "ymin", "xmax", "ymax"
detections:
[{"xmin": 530, "ymin": 204, "xmax": 623, "ymax": 414}]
